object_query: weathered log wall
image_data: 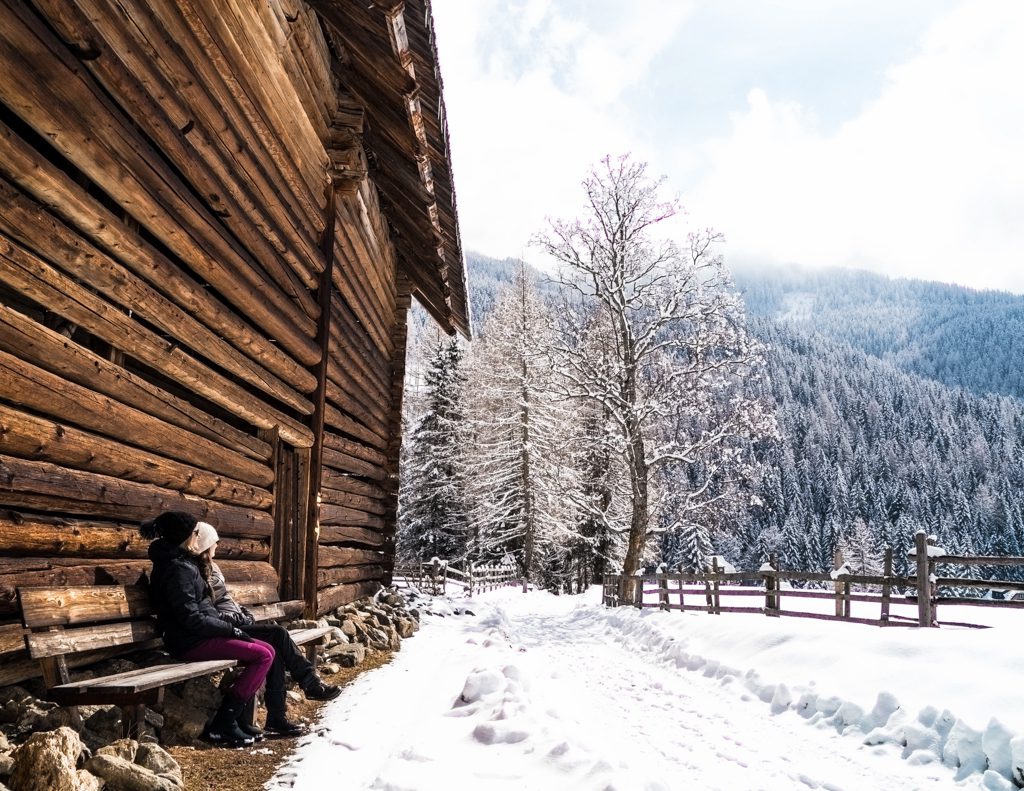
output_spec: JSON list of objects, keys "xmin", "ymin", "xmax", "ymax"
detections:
[{"xmin": 0, "ymin": 0, "xmax": 466, "ymax": 668}]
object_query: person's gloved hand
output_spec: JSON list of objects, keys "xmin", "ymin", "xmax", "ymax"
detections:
[{"xmin": 231, "ymin": 627, "xmax": 254, "ymax": 642}]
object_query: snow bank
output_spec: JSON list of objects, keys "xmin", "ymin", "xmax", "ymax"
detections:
[
  {"xmin": 270, "ymin": 587, "xmax": 1023, "ymax": 790},
  {"xmin": 573, "ymin": 595, "xmax": 1024, "ymax": 787}
]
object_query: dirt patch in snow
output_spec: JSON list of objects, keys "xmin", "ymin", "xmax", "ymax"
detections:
[{"xmin": 168, "ymin": 650, "xmax": 394, "ymax": 791}]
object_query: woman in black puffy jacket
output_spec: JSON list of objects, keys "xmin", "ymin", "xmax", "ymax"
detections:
[
  {"xmin": 142, "ymin": 510, "xmax": 273, "ymax": 747},
  {"xmin": 205, "ymin": 526, "xmax": 340, "ymax": 738}
]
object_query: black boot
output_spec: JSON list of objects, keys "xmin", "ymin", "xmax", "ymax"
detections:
[
  {"xmin": 264, "ymin": 690, "xmax": 306, "ymax": 738},
  {"xmin": 202, "ymin": 694, "xmax": 255, "ymax": 747},
  {"xmin": 237, "ymin": 696, "xmax": 265, "ymax": 741},
  {"xmin": 300, "ymin": 675, "xmax": 341, "ymax": 702}
]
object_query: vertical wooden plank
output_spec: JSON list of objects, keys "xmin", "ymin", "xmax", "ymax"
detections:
[
  {"xmin": 633, "ymin": 575, "xmax": 644, "ymax": 609},
  {"xmin": 915, "ymin": 532, "xmax": 931, "ymax": 627},
  {"xmin": 677, "ymin": 575, "xmax": 686, "ymax": 612}
]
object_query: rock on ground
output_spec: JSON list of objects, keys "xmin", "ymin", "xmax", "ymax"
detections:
[{"xmin": 8, "ymin": 727, "xmax": 100, "ymax": 791}]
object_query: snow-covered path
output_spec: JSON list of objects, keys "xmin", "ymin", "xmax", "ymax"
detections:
[{"xmin": 267, "ymin": 589, "xmax": 1016, "ymax": 791}]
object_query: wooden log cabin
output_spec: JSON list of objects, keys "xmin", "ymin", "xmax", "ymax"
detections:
[{"xmin": 0, "ymin": 0, "xmax": 469, "ymax": 685}]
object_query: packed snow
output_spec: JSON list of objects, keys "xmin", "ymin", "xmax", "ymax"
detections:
[{"xmin": 267, "ymin": 587, "xmax": 1024, "ymax": 791}]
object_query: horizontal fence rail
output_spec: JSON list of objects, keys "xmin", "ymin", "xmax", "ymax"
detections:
[
  {"xmin": 393, "ymin": 559, "xmax": 520, "ymax": 596},
  {"xmin": 603, "ymin": 533, "xmax": 1024, "ymax": 629}
]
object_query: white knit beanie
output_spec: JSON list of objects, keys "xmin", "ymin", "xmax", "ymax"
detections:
[{"xmin": 189, "ymin": 521, "xmax": 219, "ymax": 554}]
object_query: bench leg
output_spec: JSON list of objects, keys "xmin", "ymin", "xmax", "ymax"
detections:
[{"xmin": 120, "ymin": 704, "xmax": 146, "ymax": 740}]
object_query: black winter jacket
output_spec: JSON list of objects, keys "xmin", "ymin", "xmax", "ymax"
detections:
[{"xmin": 147, "ymin": 539, "xmax": 235, "ymax": 656}]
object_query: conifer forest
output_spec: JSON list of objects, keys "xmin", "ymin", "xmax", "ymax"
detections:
[{"xmin": 398, "ymin": 159, "xmax": 1024, "ymax": 592}]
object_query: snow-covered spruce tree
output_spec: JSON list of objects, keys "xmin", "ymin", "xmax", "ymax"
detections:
[
  {"xmin": 534, "ymin": 155, "xmax": 775, "ymax": 592},
  {"xmin": 397, "ymin": 337, "xmax": 471, "ymax": 562},
  {"xmin": 465, "ymin": 266, "xmax": 576, "ymax": 591},
  {"xmin": 560, "ymin": 397, "xmax": 631, "ymax": 590}
]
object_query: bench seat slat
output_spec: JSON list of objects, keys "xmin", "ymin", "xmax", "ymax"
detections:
[{"xmin": 51, "ymin": 659, "xmax": 238, "ymax": 695}]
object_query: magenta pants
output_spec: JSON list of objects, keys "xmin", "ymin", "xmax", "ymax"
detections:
[{"xmin": 180, "ymin": 638, "xmax": 275, "ymax": 701}]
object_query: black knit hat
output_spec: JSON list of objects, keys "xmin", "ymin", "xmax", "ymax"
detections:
[{"xmin": 139, "ymin": 511, "xmax": 198, "ymax": 545}]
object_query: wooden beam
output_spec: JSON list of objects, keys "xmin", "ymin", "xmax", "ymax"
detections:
[
  {"xmin": 0, "ymin": 118, "xmax": 316, "ymax": 395},
  {"xmin": 0, "ymin": 0, "xmax": 321, "ymax": 365},
  {"xmin": 0, "ymin": 455, "xmax": 272, "ymax": 538},
  {"xmin": 0, "ymin": 345, "xmax": 272, "ymax": 487},
  {"xmin": 0, "ymin": 404, "xmax": 272, "ymax": 510}
]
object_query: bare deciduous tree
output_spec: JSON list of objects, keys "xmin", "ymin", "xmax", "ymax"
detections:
[{"xmin": 534, "ymin": 155, "xmax": 774, "ymax": 590}]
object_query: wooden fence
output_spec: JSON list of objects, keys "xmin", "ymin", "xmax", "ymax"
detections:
[
  {"xmin": 603, "ymin": 532, "xmax": 1024, "ymax": 629},
  {"xmin": 393, "ymin": 559, "xmax": 520, "ymax": 597}
]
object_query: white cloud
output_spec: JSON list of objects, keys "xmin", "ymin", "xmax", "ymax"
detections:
[
  {"xmin": 688, "ymin": 1, "xmax": 1024, "ymax": 293},
  {"xmin": 432, "ymin": 0, "xmax": 693, "ymax": 263}
]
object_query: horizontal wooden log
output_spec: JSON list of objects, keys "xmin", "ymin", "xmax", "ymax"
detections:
[
  {"xmin": 0, "ymin": 2, "xmax": 321, "ymax": 364},
  {"xmin": 330, "ymin": 292, "xmax": 392, "ymax": 391},
  {"xmin": 0, "ymin": 232, "xmax": 315, "ymax": 447},
  {"xmin": 2, "ymin": 559, "xmax": 276, "ymax": 617},
  {"xmin": 0, "ymin": 117, "xmax": 315, "ymax": 395},
  {"xmin": 0, "ymin": 304, "xmax": 271, "ymax": 464},
  {"xmin": 317, "ymin": 545, "xmax": 386, "ymax": 568},
  {"xmin": 20, "ymin": 586, "xmax": 153, "ymax": 628},
  {"xmin": 319, "ymin": 503, "xmax": 386, "ymax": 530},
  {"xmin": 0, "ymin": 179, "xmax": 313, "ymax": 417},
  {"xmin": 0, "ymin": 403, "xmax": 272, "ymax": 509},
  {"xmin": 323, "ymin": 431, "xmax": 389, "ymax": 469},
  {"xmin": 0, "ymin": 455, "xmax": 273, "ymax": 537},
  {"xmin": 316, "ymin": 580, "xmax": 380, "ymax": 616},
  {"xmin": 0, "ymin": 622, "xmax": 26, "ymax": 655},
  {"xmin": 0, "ymin": 513, "xmax": 268, "ymax": 561},
  {"xmin": 321, "ymin": 446, "xmax": 387, "ymax": 480},
  {"xmin": 325, "ymin": 376, "xmax": 389, "ymax": 438},
  {"xmin": 247, "ymin": 600, "xmax": 305, "ymax": 622},
  {"xmin": 317, "ymin": 563, "xmax": 384, "ymax": 588},
  {"xmin": 223, "ymin": 582, "xmax": 281, "ymax": 606},
  {"xmin": 318, "ymin": 525, "xmax": 386, "ymax": 547},
  {"xmin": 33, "ymin": 0, "xmax": 322, "ymax": 306},
  {"xmin": 174, "ymin": 0, "xmax": 329, "ymax": 217},
  {"xmin": 19, "ymin": 580, "xmax": 281, "ymax": 628},
  {"xmin": 319, "ymin": 487, "xmax": 386, "ymax": 516},
  {"xmin": 323, "ymin": 406, "xmax": 388, "ymax": 453},
  {"xmin": 0, "ymin": 332, "xmax": 272, "ymax": 486},
  {"xmin": 319, "ymin": 469, "xmax": 387, "ymax": 500}
]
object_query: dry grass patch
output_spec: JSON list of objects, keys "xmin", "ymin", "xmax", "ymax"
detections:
[{"xmin": 169, "ymin": 650, "xmax": 394, "ymax": 791}]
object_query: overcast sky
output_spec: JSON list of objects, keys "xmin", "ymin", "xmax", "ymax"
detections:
[{"xmin": 430, "ymin": 0, "xmax": 1024, "ymax": 294}]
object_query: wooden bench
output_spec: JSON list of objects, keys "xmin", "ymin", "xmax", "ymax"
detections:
[{"xmin": 17, "ymin": 583, "xmax": 332, "ymax": 739}]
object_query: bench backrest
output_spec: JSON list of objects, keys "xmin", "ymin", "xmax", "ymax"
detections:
[{"xmin": 18, "ymin": 582, "xmax": 292, "ymax": 661}]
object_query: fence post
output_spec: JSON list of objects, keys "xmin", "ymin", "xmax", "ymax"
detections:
[
  {"xmin": 657, "ymin": 563, "xmax": 669, "ymax": 610},
  {"xmin": 833, "ymin": 548, "xmax": 844, "ymax": 618},
  {"xmin": 880, "ymin": 548, "xmax": 892, "ymax": 624},
  {"xmin": 915, "ymin": 531, "xmax": 932, "ymax": 627},
  {"xmin": 634, "ymin": 574, "xmax": 644, "ymax": 609},
  {"xmin": 711, "ymin": 557, "xmax": 721, "ymax": 614},
  {"xmin": 763, "ymin": 555, "xmax": 778, "ymax": 617}
]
